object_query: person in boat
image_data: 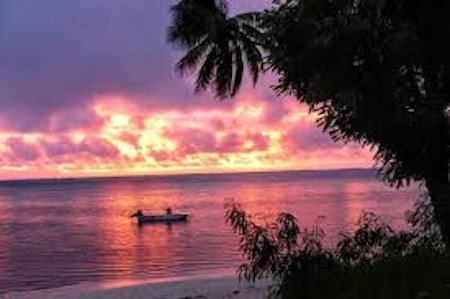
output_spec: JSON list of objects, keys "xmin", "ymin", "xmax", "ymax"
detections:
[
  {"xmin": 166, "ymin": 207, "xmax": 172, "ymax": 215},
  {"xmin": 131, "ymin": 209, "xmax": 143, "ymax": 218}
]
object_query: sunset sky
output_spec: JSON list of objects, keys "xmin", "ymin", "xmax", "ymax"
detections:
[{"xmin": 0, "ymin": 0, "xmax": 374, "ymax": 180}]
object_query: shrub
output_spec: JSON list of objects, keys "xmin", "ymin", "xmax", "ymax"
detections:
[{"xmin": 225, "ymin": 195, "xmax": 449, "ymax": 298}]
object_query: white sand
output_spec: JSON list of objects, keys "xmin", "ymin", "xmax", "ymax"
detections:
[{"xmin": 4, "ymin": 275, "xmax": 274, "ymax": 299}]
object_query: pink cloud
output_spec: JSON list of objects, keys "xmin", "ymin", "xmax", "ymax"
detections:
[
  {"xmin": 42, "ymin": 137, "xmax": 77, "ymax": 157},
  {"xmin": 5, "ymin": 137, "xmax": 40, "ymax": 162},
  {"xmin": 78, "ymin": 138, "xmax": 119, "ymax": 158},
  {"xmin": 247, "ymin": 132, "xmax": 270, "ymax": 151},
  {"xmin": 217, "ymin": 133, "xmax": 243, "ymax": 153},
  {"xmin": 49, "ymin": 107, "xmax": 105, "ymax": 133},
  {"xmin": 0, "ymin": 95, "xmax": 374, "ymax": 179},
  {"xmin": 284, "ymin": 125, "xmax": 343, "ymax": 153}
]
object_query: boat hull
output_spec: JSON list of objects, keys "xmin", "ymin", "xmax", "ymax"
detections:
[{"xmin": 137, "ymin": 214, "xmax": 188, "ymax": 224}]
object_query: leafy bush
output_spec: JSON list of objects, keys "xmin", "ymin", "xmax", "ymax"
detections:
[{"xmin": 225, "ymin": 195, "xmax": 449, "ymax": 298}]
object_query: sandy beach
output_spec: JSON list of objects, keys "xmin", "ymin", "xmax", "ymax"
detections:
[{"xmin": 4, "ymin": 275, "xmax": 274, "ymax": 299}]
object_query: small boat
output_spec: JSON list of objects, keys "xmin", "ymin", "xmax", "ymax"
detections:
[{"xmin": 131, "ymin": 209, "xmax": 188, "ymax": 224}]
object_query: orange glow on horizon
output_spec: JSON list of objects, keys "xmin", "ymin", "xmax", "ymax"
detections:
[{"xmin": 0, "ymin": 95, "xmax": 374, "ymax": 180}]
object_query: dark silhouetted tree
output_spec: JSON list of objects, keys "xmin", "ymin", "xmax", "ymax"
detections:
[
  {"xmin": 169, "ymin": 0, "xmax": 450, "ymax": 248},
  {"xmin": 168, "ymin": 0, "xmax": 264, "ymax": 98}
]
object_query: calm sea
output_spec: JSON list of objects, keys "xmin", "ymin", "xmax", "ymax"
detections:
[{"xmin": 0, "ymin": 169, "xmax": 419, "ymax": 294}]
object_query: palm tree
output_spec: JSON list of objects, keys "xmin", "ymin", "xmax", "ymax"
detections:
[{"xmin": 168, "ymin": 0, "xmax": 265, "ymax": 98}]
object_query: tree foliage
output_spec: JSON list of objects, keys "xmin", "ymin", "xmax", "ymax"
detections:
[
  {"xmin": 225, "ymin": 197, "xmax": 448, "ymax": 298},
  {"xmin": 262, "ymin": 0, "xmax": 449, "ymax": 186},
  {"xmin": 169, "ymin": 0, "xmax": 450, "ymax": 247},
  {"xmin": 168, "ymin": 0, "xmax": 264, "ymax": 98}
]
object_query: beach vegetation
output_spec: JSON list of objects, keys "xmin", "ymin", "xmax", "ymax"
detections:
[{"xmin": 225, "ymin": 196, "xmax": 450, "ymax": 298}]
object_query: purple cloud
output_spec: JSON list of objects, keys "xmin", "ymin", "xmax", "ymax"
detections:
[
  {"xmin": 284, "ymin": 125, "xmax": 344, "ymax": 153},
  {"xmin": 78, "ymin": 138, "xmax": 119, "ymax": 158},
  {"xmin": 42, "ymin": 137, "xmax": 77, "ymax": 157},
  {"xmin": 0, "ymin": 0, "xmax": 192, "ymax": 132},
  {"xmin": 5, "ymin": 137, "xmax": 40, "ymax": 161}
]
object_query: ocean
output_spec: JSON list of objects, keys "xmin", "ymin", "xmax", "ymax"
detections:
[{"xmin": 0, "ymin": 169, "xmax": 419, "ymax": 294}]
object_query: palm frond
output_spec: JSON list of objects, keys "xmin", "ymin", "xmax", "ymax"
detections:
[
  {"xmin": 176, "ymin": 37, "xmax": 211, "ymax": 75},
  {"xmin": 240, "ymin": 23, "xmax": 267, "ymax": 46},
  {"xmin": 240, "ymin": 35, "xmax": 263, "ymax": 85},
  {"xmin": 215, "ymin": 42, "xmax": 233, "ymax": 97},
  {"xmin": 168, "ymin": 0, "xmax": 224, "ymax": 47},
  {"xmin": 232, "ymin": 43, "xmax": 244, "ymax": 96},
  {"xmin": 195, "ymin": 47, "xmax": 218, "ymax": 92},
  {"xmin": 169, "ymin": 0, "xmax": 266, "ymax": 98}
]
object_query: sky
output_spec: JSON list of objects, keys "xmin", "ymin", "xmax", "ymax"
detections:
[{"xmin": 0, "ymin": 0, "xmax": 374, "ymax": 180}]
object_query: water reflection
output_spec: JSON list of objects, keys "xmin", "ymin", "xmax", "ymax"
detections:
[{"xmin": 0, "ymin": 170, "xmax": 418, "ymax": 294}]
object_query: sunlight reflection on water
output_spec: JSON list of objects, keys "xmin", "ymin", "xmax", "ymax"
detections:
[{"xmin": 0, "ymin": 170, "xmax": 419, "ymax": 294}]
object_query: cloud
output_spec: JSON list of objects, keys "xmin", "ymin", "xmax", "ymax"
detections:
[
  {"xmin": 4, "ymin": 137, "xmax": 40, "ymax": 161},
  {"xmin": 0, "ymin": 0, "xmax": 191, "ymax": 132},
  {"xmin": 167, "ymin": 128, "xmax": 271, "ymax": 157},
  {"xmin": 0, "ymin": 1, "xmax": 375, "ymax": 179},
  {"xmin": 0, "ymin": 0, "xmax": 283, "ymax": 133},
  {"xmin": 248, "ymin": 132, "xmax": 271, "ymax": 151},
  {"xmin": 284, "ymin": 124, "xmax": 343, "ymax": 153},
  {"xmin": 78, "ymin": 137, "xmax": 120, "ymax": 159},
  {"xmin": 49, "ymin": 107, "xmax": 105, "ymax": 133},
  {"xmin": 42, "ymin": 137, "xmax": 77, "ymax": 157},
  {"xmin": 0, "ymin": 96, "xmax": 375, "ymax": 179}
]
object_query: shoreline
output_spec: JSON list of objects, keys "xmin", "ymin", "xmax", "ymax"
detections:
[{"xmin": 4, "ymin": 274, "xmax": 274, "ymax": 299}]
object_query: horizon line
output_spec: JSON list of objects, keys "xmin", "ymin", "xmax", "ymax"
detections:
[{"xmin": 0, "ymin": 167, "xmax": 378, "ymax": 183}]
